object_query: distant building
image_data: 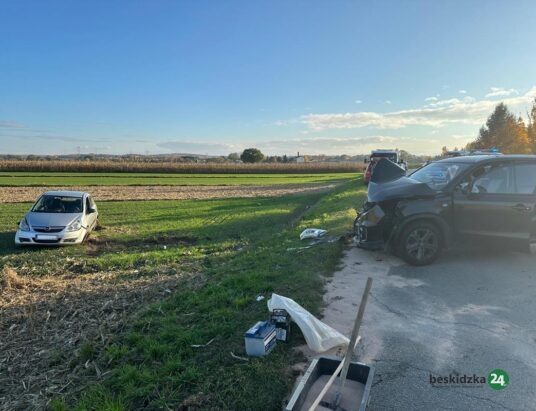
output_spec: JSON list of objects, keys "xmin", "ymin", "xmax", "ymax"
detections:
[{"xmin": 290, "ymin": 151, "xmax": 306, "ymax": 163}]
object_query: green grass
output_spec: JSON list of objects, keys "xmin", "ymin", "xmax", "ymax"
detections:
[
  {"xmin": 0, "ymin": 179, "xmax": 367, "ymax": 410},
  {"xmin": 0, "ymin": 172, "xmax": 357, "ymax": 186}
]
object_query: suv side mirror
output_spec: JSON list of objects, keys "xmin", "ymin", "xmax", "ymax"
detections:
[{"xmin": 87, "ymin": 208, "xmax": 96, "ymax": 214}]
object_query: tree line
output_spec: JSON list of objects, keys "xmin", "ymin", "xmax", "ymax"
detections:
[{"xmin": 466, "ymin": 98, "xmax": 536, "ymax": 154}]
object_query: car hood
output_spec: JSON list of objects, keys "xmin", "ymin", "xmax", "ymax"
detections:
[
  {"xmin": 367, "ymin": 158, "xmax": 435, "ymax": 202},
  {"xmin": 368, "ymin": 177, "xmax": 436, "ymax": 202},
  {"xmin": 26, "ymin": 212, "xmax": 81, "ymax": 227}
]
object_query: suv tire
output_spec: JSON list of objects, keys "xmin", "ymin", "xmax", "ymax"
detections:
[{"xmin": 398, "ymin": 221, "xmax": 442, "ymax": 266}]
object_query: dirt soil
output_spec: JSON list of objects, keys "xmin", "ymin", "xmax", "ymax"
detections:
[
  {"xmin": 0, "ymin": 183, "xmax": 336, "ymax": 203},
  {"xmin": 0, "ymin": 266, "xmax": 203, "ymax": 411}
]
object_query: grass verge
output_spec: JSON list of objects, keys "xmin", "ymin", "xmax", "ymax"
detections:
[
  {"xmin": 0, "ymin": 180, "xmax": 366, "ymax": 411},
  {"xmin": 0, "ymin": 172, "xmax": 356, "ymax": 187}
]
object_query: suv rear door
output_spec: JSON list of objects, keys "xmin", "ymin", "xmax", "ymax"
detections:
[
  {"xmin": 512, "ymin": 161, "xmax": 536, "ymax": 243},
  {"xmin": 452, "ymin": 160, "xmax": 533, "ymax": 247}
]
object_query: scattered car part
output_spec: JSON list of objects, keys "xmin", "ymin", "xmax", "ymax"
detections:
[
  {"xmin": 267, "ymin": 293, "xmax": 349, "ymax": 352},
  {"xmin": 300, "ymin": 228, "xmax": 327, "ymax": 240}
]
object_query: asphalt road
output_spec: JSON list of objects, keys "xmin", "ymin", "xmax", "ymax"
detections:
[{"xmin": 323, "ymin": 243, "xmax": 536, "ymax": 410}]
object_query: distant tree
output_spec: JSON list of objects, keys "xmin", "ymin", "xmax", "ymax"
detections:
[
  {"xmin": 240, "ymin": 148, "xmax": 265, "ymax": 163},
  {"xmin": 206, "ymin": 156, "xmax": 226, "ymax": 163},
  {"xmin": 266, "ymin": 156, "xmax": 282, "ymax": 163},
  {"xmin": 227, "ymin": 152, "xmax": 240, "ymax": 161},
  {"xmin": 468, "ymin": 103, "xmax": 531, "ymax": 154},
  {"xmin": 441, "ymin": 146, "xmax": 449, "ymax": 156},
  {"xmin": 528, "ymin": 98, "xmax": 536, "ymax": 153}
]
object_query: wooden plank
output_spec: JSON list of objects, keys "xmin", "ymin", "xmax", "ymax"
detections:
[{"xmin": 332, "ymin": 277, "xmax": 373, "ymax": 408}]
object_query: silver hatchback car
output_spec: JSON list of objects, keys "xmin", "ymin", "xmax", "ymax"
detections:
[{"xmin": 15, "ymin": 191, "xmax": 99, "ymax": 245}]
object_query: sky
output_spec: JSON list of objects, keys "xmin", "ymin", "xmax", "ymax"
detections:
[{"xmin": 1, "ymin": 0, "xmax": 536, "ymax": 156}]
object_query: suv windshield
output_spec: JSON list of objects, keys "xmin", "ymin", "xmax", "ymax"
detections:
[{"xmin": 410, "ymin": 162, "xmax": 469, "ymax": 190}]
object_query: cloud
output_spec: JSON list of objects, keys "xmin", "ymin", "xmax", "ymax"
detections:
[
  {"xmin": 355, "ymin": 100, "xmax": 363, "ymax": 104},
  {"xmin": 458, "ymin": 90, "xmax": 467, "ymax": 94},
  {"xmin": 424, "ymin": 97, "xmax": 438, "ymax": 102},
  {"xmin": 385, "ymin": 100, "xmax": 392, "ymax": 105},
  {"xmin": 425, "ymin": 98, "xmax": 464, "ymax": 108},
  {"xmin": 485, "ymin": 87, "xmax": 519, "ymax": 98},
  {"xmin": 0, "ymin": 120, "xmax": 26, "ymax": 129},
  {"xmin": 0, "ymin": 131, "xmax": 113, "ymax": 144},
  {"xmin": 259, "ymin": 135, "xmax": 397, "ymax": 149},
  {"xmin": 254, "ymin": 135, "xmax": 462, "ymax": 156},
  {"xmin": 157, "ymin": 141, "xmax": 238, "ymax": 154},
  {"xmin": 301, "ymin": 86, "xmax": 536, "ymax": 131}
]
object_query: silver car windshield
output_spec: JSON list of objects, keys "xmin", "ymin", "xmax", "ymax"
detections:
[
  {"xmin": 411, "ymin": 162, "xmax": 470, "ymax": 190},
  {"xmin": 31, "ymin": 195, "xmax": 83, "ymax": 213}
]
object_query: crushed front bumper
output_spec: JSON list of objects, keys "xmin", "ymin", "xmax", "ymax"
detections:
[{"xmin": 354, "ymin": 205, "xmax": 387, "ymax": 250}]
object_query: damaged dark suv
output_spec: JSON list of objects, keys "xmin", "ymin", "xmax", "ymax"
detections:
[{"xmin": 355, "ymin": 155, "xmax": 536, "ymax": 265}]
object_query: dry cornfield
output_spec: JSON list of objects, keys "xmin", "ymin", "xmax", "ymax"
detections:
[{"xmin": 0, "ymin": 159, "xmax": 361, "ymax": 174}]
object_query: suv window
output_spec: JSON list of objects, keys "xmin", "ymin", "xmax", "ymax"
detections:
[
  {"xmin": 465, "ymin": 163, "xmax": 515, "ymax": 194},
  {"xmin": 514, "ymin": 163, "xmax": 536, "ymax": 194}
]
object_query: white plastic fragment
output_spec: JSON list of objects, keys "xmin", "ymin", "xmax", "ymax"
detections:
[
  {"xmin": 299, "ymin": 228, "xmax": 327, "ymax": 240},
  {"xmin": 267, "ymin": 293, "xmax": 349, "ymax": 353},
  {"xmin": 191, "ymin": 337, "xmax": 215, "ymax": 348}
]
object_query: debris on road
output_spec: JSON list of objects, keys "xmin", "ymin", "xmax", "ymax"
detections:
[
  {"xmin": 191, "ymin": 338, "xmax": 215, "ymax": 348},
  {"xmin": 267, "ymin": 293, "xmax": 349, "ymax": 352},
  {"xmin": 230, "ymin": 352, "xmax": 249, "ymax": 362},
  {"xmin": 244, "ymin": 321, "xmax": 277, "ymax": 356},
  {"xmin": 300, "ymin": 228, "xmax": 327, "ymax": 240}
]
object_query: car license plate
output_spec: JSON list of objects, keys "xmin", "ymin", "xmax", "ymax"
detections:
[{"xmin": 36, "ymin": 234, "xmax": 57, "ymax": 240}]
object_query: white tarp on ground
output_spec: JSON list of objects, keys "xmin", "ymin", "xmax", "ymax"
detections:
[
  {"xmin": 267, "ymin": 293, "xmax": 349, "ymax": 353},
  {"xmin": 299, "ymin": 228, "xmax": 327, "ymax": 240}
]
